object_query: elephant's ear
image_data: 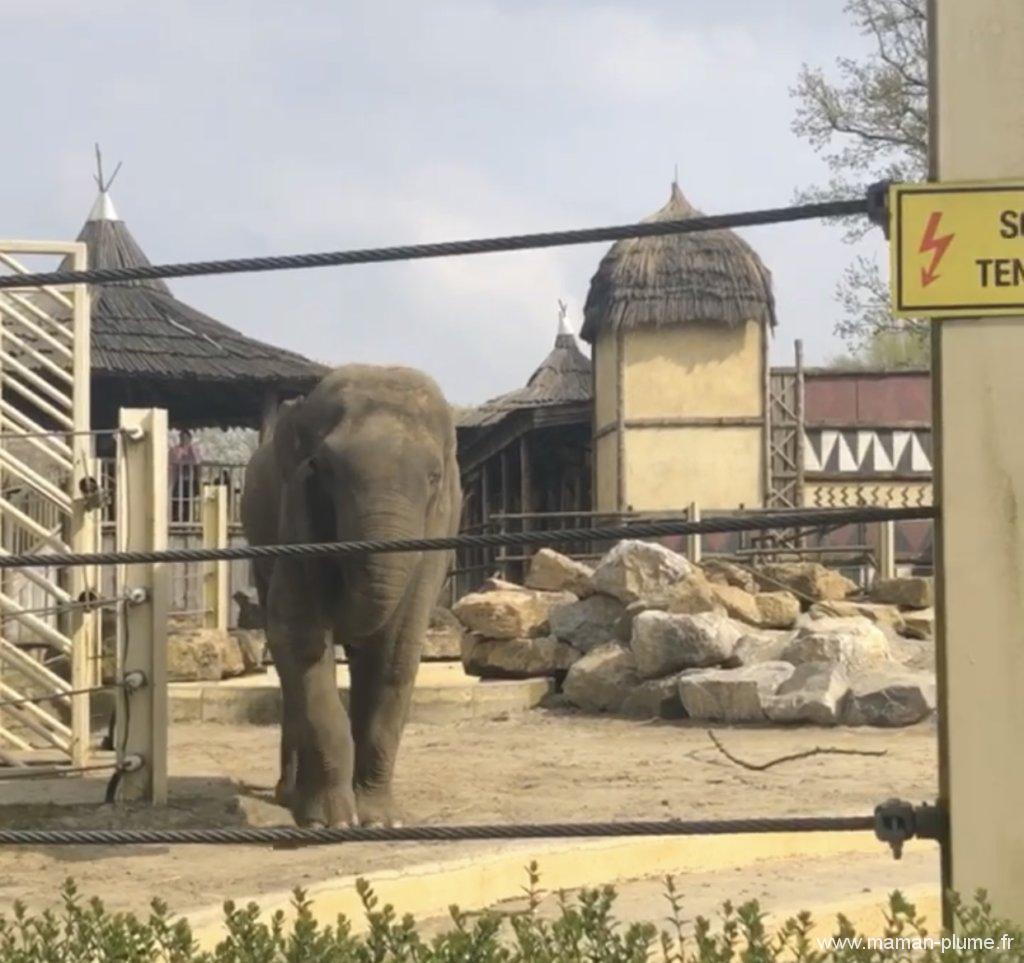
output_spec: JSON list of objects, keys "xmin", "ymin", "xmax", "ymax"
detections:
[
  {"xmin": 440, "ymin": 422, "xmax": 463, "ymax": 537},
  {"xmin": 272, "ymin": 397, "xmax": 313, "ymax": 477},
  {"xmin": 272, "ymin": 398, "xmax": 318, "ymax": 545}
]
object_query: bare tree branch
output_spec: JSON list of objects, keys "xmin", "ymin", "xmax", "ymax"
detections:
[{"xmin": 705, "ymin": 729, "xmax": 888, "ymax": 772}]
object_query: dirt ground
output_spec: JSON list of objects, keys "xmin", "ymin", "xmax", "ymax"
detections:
[{"xmin": 0, "ymin": 707, "xmax": 939, "ymax": 920}]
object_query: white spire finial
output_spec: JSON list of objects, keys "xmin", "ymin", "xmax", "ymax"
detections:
[
  {"xmin": 88, "ymin": 143, "xmax": 122, "ymax": 221},
  {"xmin": 557, "ymin": 298, "xmax": 573, "ymax": 337}
]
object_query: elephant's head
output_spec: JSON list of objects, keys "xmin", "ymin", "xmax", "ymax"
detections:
[{"xmin": 273, "ymin": 365, "xmax": 460, "ymax": 636}]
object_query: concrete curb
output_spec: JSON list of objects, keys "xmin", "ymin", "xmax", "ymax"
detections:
[
  {"xmin": 170, "ymin": 676, "xmax": 553, "ymax": 725},
  {"xmin": 184, "ymin": 831, "xmax": 926, "ymax": 951}
]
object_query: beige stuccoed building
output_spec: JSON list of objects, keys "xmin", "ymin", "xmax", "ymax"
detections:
[{"xmin": 581, "ymin": 182, "xmax": 776, "ymax": 513}]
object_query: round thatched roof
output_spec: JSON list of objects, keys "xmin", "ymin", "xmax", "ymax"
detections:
[
  {"xmin": 458, "ymin": 314, "xmax": 592, "ymax": 429},
  {"xmin": 579, "ymin": 183, "xmax": 776, "ymax": 344}
]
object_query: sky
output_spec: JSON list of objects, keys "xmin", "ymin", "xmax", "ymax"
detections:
[{"xmin": 3, "ymin": 0, "xmax": 885, "ymax": 407}]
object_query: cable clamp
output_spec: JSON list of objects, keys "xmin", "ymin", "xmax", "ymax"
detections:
[
  {"xmin": 121, "ymin": 670, "xmax": 147, "ymax": 692},
  {"xmin": 117, "ymin": 754, "xmax": 144, "ymax": 774},
  {"xmin": 866, "ymin": 180, "xmax": 893, "ymax": 238},
  {"xmin": 874, "ymin": 798, "xmax": 946, "ymax": 859},
  {"xmin": 125, "ymin": 587, "xmax": 149, "ymax": 606}
]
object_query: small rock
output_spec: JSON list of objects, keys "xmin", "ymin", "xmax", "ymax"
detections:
[
  {"xmin": 462, "ymin": 636, "xmax": 579, "ymax": 679},
  {"xmin": 754, "ymin": 592, "xmax": 801, "ymax": 629},
  {"xmin": 781, "ymin": 617, "xmax": 893, "ymax": 673},
  {"xmin": 525, "ymin": 549, "xmax": 594, "ymax": 596},
  {"xmin": 677, "ymin": 662, "xmax": 795, "ymax": 722},
  {"xmin": 809, "ymin": 600, "xmax": 906, "ymax": 634},
  {"xmin": 754, "ymin": 562, "xmax": 857, "ymax": 601},
  {"xmin": 631, "ymin": 610, "xmax": 742, "ymax": 679},
  {"xmin": 478, "ymin": 577, "xmax": 527, "ymax": 593},
  {"xmin": 699, "ymin": 559, "xmax": 759, "ymax": 594},
  {"xmin": 230, "ymin": 629, "xmax": 268, "ymax": 673},
  {"xmin": 549, "ymin": 594, "xmax": 625, "ymax": 653},
  {"xmin": 563, "ymin": 643, "xmax": 639, "ymax": 713},
  {"xmin": 453, "ymin": 588, "xmax": 574, "ymax": 640},
  {"xmin": 709, "ymin": 583, "xmax": 761, "ymax": 625},
  {"xmin": 619, "ymin": 676, "xmax": 686, "ymax": 720},
  {"xmin": 889, "ymin": 636, "xmax": 935, "ymax": 673},
  {"xmin": 587, "ymin": 540, "xmax": 694, "ymax": 604},
  {"xmin": 901, "ymin": 608, "xmax": 934, "ymax": 640},
  {"xmin": 614, "ymin": 599, "xmax": 666, "ymax": 644},
  {"xmin": 843, "ymin": 671, "xmax": 936, "ymax": 727},
  {"xmin": 422, "ymin": 607, "xmax": 464, "ymax": 659},
  {"xmin": 872, "ymin": 576, "xmax": 934, "ymax": 610},
  {"xmin": 764, "ymin": 662, "xmax": 850, "ymax": 726},
  {"xmin": 729, "ymin": 630, "xmax": 790, "ymax": 666}
]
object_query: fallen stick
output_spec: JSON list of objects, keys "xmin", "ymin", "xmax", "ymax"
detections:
[{"xmin": 705, "ymin": 729, "xmax": 887, "ymax": 771}]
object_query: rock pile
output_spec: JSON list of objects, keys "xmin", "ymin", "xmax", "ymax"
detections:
[{"xmin": 453, "ymin": 541, "xmax": 936, "ymax": 729}]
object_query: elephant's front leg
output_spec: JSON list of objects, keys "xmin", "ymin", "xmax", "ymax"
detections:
[
  {"xmin": 268, "ymin": 561, "xmax": 357, "ymax": 827},
  {"xmin": 347, "ymin": 631, "xmax": 421, "ymax": 827}
]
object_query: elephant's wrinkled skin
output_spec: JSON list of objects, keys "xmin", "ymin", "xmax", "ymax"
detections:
[{"xmin": 241, "ymin": 365, "xmax": 461, "ymax": 827}]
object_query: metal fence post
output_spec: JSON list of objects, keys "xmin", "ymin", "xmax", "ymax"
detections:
[
  {"xmin": 877, "ymin": 519, "xmax": 896, "ymax": 582},
  {"xmin": 116, "ymin": 408, "xmax": 169, "ymax": 804},
  {"xmin": 686, "ymin": 502, "xmax": 702, "ymax": 564},
  {"xmin": 201, "ymin": 484, "xmax": 229, "ymax": 631}
]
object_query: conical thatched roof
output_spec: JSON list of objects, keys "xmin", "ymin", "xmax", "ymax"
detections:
[
  {"xmin": 60, "ymin": 191, "xmax": 327, "ymax": 386},
  {"xmin": 580, "ymin": 183, "xmax": 776, "ymax": 344},
  {"xmin": 458, "ymin": 314, "xmax": 592, "ymax": 429}
]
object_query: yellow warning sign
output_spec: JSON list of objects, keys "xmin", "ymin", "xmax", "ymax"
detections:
[{"xmin": 890, "ymin": 180, "xmax": 1024, "ymax": 318}]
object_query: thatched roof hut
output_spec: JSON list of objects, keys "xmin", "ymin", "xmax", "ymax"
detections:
[
  {"xmin": 62, "ymin": 189, "xmax": 327, "ymax": 429},
  {"xmin": 458, "ymin": 312, "xmax": 592, "ymax": 435},
  {"xmin": 580, "ymin": 182, "xmax": 776, "ymax": 343}
]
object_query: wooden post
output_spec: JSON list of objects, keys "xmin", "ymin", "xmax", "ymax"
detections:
[
  {"xmin": 116, "ymin": 408, "xmax": 169, "ymax": 804},
  {"xmin": 686, "ymin": 502, "xmax": 702, "ymax": 565},
  {"xmin": 202, "ymin": 484, "xmax": 229, "ymax": 631},
  {"xmin": 930, "ymin": 0, "xmax": 1024, "ymax": 923},
  {"xmin": 68, "ymin": 241, "xmax": 95, "ymax": 767},
  {"xmin": 876, "ymin": 519, "xmax": 896, "ymax": 583}
]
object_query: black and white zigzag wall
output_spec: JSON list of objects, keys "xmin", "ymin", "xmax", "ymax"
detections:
[{"xmin": 803, "ymin": 429, "xmax": 933, "ymax": 475}]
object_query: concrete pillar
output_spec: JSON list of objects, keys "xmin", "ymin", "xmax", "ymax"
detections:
[{"xmin": 931, "ymin": 0, "xmax": 1024, "ymax": 921}]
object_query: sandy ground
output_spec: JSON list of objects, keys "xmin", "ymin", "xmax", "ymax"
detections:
[{"xmin": 0, "ymin": 708, "xmax": 939, "ymax": 921}]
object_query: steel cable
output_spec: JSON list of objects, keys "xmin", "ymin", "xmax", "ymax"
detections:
[
  {"xmin": 0, "ymin": 198, "xmax": 868, "ymax": 291},
  {"xmin": 0, "ymin": 505, "xmax": 935, "ymax": 570},
  {"xmin": 0, "ymin": 815, "xmax": 876, "ymax": 846}
]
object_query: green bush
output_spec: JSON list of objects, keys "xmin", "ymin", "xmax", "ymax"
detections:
[{"xmin": 0, "ymin": 864, "xmax": 1020, "ymax": 962}]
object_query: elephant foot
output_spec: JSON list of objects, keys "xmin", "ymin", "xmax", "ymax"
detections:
[
  {"xmin": 293, "ymin": 784, "xmax": 358, "ymax": 829},
  {"xmin": 355, "ymin": 785, "xmax": 401, "ymax": 828}
]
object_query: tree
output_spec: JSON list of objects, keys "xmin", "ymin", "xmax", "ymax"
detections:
[{"xmin": 792, "ymin": 0, "xmax": 928, "ymax": 364}]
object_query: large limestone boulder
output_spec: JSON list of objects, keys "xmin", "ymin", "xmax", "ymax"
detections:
[
  {"xmin": 754, "ymin": 592, "xmax": 801, "ymax": 629},
  {"xmin": 619, "ymin": 675, "xmax": 686, "ymax": 720},
  {"xmin": 901, "ymin": 608, "xmax": 935, "ymax": 640},
  {"xmin": 665, "ymin": 576, "xmax": 722, "ymax": 616},
  {"xmin": 630, "ymin": 610, "xmax": 742, "ymax": 679},
  {"xmin": 587, "ymin": 540, "xmax": 694, "ymax": 604},
  {"xmin": 729, "ymin": 630, "xmax": 790, "ymax": 667},
  {"xmin": 809, "ymin": 600, "xmax": 905, "ymax": 634},
  {"xmin": 678, "ymin": 662, "xmax": 795, "ymax": 722},
  {"xmin": 525, "ymin": 549, "xmax": 594, "ymax": 596},
  {"xmin": 872, "ymin": 576, "xmax": 934, "ymax": 610},
  {"xmin": 709, "ymin": 583, "xmax": 761, "ymax": 625},
  {"xmin": 167, "ymin": 629, "xmax": 238, "ymax": 681},
  {"xmin": 754, "ymin": 562, "xmax": 856, "ymax": 602},
  {"xmin": 843, "ymin": 670, "xmax": 936, "ymax": 727},
  {"xmin": 764, "ymin": 662, "xmax": 850, "ymax": 726},
  {"xmin": 453, "ymin": 588, "xmax": 574, "ymax": 640},
  {"xmin": 462, "ymin": 635, "xmax": 579, "ymax": 679},
  {"xmin": 781, "ymin": 617, "xmax": 893, "ymax": 673},
  {"xmin": 699, "ymin": 559, "xmax": 759, "ymax": 594},
  {"xmin": 549, "ymin": 594, "xmax": 625, "ymax": 653},
  {"xmin": 889, "ymin": 635, "xmax": 935, "ymax": 673},
  {"xmin": 562, "ymin": 643, "xmax": 639, "ymax": 713}
]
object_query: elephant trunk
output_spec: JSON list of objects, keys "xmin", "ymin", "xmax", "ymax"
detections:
[{"xmin": 339, "ymin": 510, "xmax": 423, "ymax": 636}]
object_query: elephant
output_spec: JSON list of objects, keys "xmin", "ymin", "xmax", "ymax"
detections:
[{"xmin": 240, "ymin": 364, "xmax": 461, "ymax": 827}]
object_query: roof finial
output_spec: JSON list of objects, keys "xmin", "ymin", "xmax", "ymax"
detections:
[
  {"xmin": 557, "ymin": 298, "xmax": 573, "ymax": 337},
  {"xmin": 673, "ymin": 163, "xmax": 678, "ymax": 187},
  {"xmin": 94, "ymin": 143, "xmax": 122, "ymax": 194}
]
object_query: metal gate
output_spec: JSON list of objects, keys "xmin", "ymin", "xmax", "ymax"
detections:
[{"xmin": 0, "ymin": 240, "xmax": 98, "ymax": 768}]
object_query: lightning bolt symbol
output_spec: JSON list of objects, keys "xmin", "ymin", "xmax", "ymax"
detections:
[{"xmin": 919, "ymin": 211, "xmax": 955, "ymax": 288}]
